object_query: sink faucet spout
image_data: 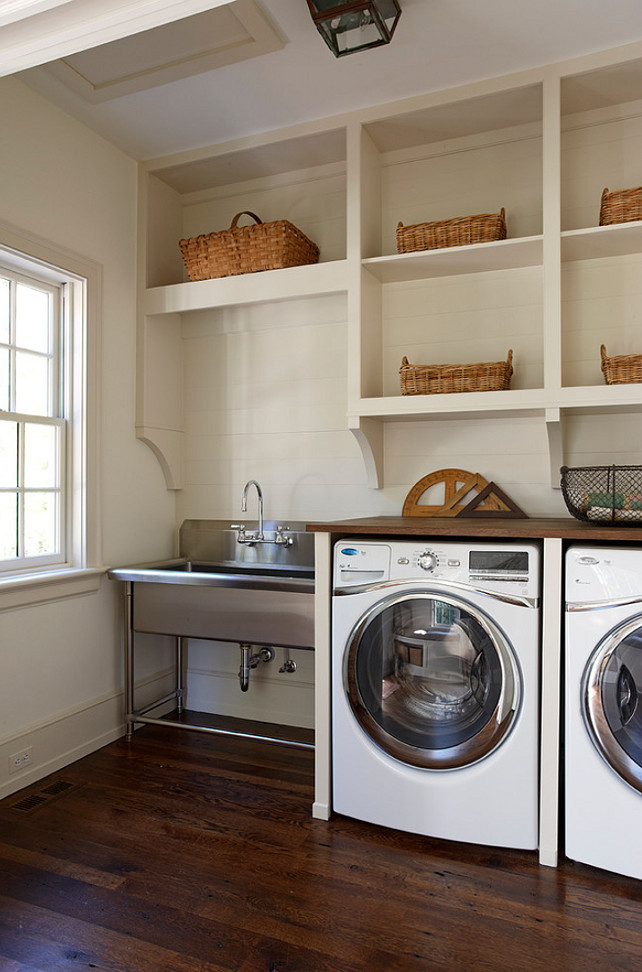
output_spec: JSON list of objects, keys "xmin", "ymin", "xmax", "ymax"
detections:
[{"xmin": 241, "ymin": 479, "xmax": 264, "ymax": 541}]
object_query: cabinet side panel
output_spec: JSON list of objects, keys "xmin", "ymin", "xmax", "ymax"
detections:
[{"xmin": 146, "ymin": 173, "xmax": 184, "ymax": 288}]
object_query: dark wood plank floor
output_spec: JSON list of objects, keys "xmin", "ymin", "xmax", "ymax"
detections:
[{"xmin": 1, "ymin": 719, "xmax": 641, "ymax": 972}]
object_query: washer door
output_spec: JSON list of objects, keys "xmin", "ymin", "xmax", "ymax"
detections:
[
  {"xmin": 584, "ymin": 615, "xmax": 642, "ymax": 794},
  {"xmin": 344, "ymin": 591, "xmax": 521, "ymax": 770}
]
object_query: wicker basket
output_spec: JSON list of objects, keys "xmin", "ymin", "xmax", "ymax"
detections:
[
  {"xmin": 396, "ymin": 208, "xmax": 506, "ymax": 253},
  {"xmin": 400, "ymin": 350, "xmax": 513, "ymax": 395},
  {"xmin": 599, "ymin": 186, "xmax": 642, "ymax": 225},
  {"xmin": 600, "ymin": 344, "xmax": 642, "ymax": 384},
  {"xmin": 179, "ymin": 211, "xmax": 319, "ymax": 281},
  {"xmin": 560, "ymin": 465, "xmax": 642, "ymax": 524}
]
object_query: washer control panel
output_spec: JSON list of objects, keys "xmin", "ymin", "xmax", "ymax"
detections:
[{"xmin": 334, "ymin": 539, "xmax": 539, "ymax": 597}]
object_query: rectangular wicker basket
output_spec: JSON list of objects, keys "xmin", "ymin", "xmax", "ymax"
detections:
[
  {"xmin": 599, "ymin": 186, "xmax": 642, "ymax": 225},
  {"xmin": 179, "ymin": 211, "xmax": 319, "ymax": 281},
  {"xmin": 400, "ymin": 350, "xmax": 513, "ymax": 395},
  {"xmin": 600, "ymin": 344, "xmax": 642, "ymax": 384},
  {"xmin": 396, "ymin": 208, "xmax": 506, "ymax": 253}
]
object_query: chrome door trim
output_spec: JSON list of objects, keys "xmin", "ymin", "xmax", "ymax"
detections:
[
  {"xmin": 567, "ymin": 595, "xmax": 642, "ymax": 613},
  {"xmin": 343, "ymin": 589, "xmax": 522, "ymax": 770},
  {"xmin": 334, "ymin": 577, "xmax": 538, "ymax": 609},
  {"xmin": 583, "ymin": 614, "xmax": 642, "ymax": 794}
]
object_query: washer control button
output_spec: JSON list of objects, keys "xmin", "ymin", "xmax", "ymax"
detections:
[
  {"xmin": 447, "ymin": 558, "xmax": 461, "ymax": 568},
  {"xmin": 418, "ymin": 551, "xmax": 438, "ymax": 572},
  {"xmin": 397, "ymin": 557, "xmax": 410, "ymax": 565}
]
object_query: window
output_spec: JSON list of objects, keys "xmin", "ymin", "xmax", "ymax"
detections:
[
  {"xmin": 0, "ymin": 225, "xmax": 101, "ymax": 593},
  {"xmin": 0, "ymin": 269, "xmax": 64, "ymax": 569}
]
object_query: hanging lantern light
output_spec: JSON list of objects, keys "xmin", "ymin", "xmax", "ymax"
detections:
[{"xmin": 306, "ymin": 1, "xmax": 402, "ymax": 57}]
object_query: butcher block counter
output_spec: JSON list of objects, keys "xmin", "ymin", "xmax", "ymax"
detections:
[
  {"xmin": 305, "ymin": 515, "xmax": 642, "ymax": 541},
  {"xmin": 306, "ymin": 514, "xmax": 642, "ymax": 870}
]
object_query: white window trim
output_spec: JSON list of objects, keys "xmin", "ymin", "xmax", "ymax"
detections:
[{"xmin": 0, "ymin": 220, "xmax": 103, "ymax": 608}]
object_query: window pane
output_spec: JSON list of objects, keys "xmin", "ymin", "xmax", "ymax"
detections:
[
  {"xmin": 0, "ymin": 421, "xmax": 18, "ymax": 487},
  {"xmin": 24, "ymin": 492, "xmax": 58, "ymax": 557},
  {"xmin": 0, "ymin": 347, "xmax": 9, "ymax": 410},
  {"xmin": 0, "ymin": 492, "xmax": 17, "ymax": 558},
  {"xmin": 16, "ymin": 350, "xmax": 50, "ymax": 415},
  {"xmin": 16, "ymin": 283, "xmax": 50, "ymax": 353},
  {"xmin": 0, "ymin": 277, "xmax": 8, "ymax": 344},
  {"xmin": 24, "ymin": 424, "xmax": 58, "ymax": 488}
]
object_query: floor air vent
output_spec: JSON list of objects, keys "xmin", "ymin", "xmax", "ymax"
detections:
[
  {"xmin": 11, "ymin": 779, "xmax": 75, "ymax": 813},
  {"xmin": 12, "ymin": 794, "xmax": 48, "ymax": 813}
]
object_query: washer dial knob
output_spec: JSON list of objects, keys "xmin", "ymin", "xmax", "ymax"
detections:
[{"xmin": 418, "ymin": 550, "xmax": 438, "ymax": 572}]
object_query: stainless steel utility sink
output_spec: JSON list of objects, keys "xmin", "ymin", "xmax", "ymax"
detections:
[{"xmin": 108, "ymin": 520, "xmax": 315, "ymax": 649}]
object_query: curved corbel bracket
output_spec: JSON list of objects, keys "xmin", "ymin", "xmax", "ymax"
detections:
[
  {"xmin": 136, "ymin": 426, "xmax": 184, "ymax": 490},
  {"xmin": 545, "ymin": 408, "xmax": 564, "ymax": 489},
  {"xmin": 349, "ymin": 416, "xmax": 383, "ymax": 489}
]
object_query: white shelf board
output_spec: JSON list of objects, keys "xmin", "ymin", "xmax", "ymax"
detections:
[
  {"xmin": 352, "ymin": 387, "xmax": 550, "ymax": 420},
  {"xmin": 558, "ymin": 383, "xmax": 642, "ymax": 410},
  {"xmin": 353, "ymin": 383, "xmax": 642, "ymax": 421},
  {"xmin": 561, "ymin": 222, "xmax": 642, "ymax": 262},
  {"xmin": 144, "ymin": 259, "xmax": 350, "ymax": 315},
  {"xmin": 361, "ymin": 236, "xmax": 543, "ymax": 283}
]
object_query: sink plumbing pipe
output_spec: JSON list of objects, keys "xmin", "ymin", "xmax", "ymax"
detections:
[
  {"xmin": 238, "ymin": 644, "xmax": 274, "ymax": 691},
  {"xmin": 279, "ymin": 648, "xmax": 297, "ymax": 674}
]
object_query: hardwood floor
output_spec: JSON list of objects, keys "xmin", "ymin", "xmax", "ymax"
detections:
[{"xmin": 0, "ymin": 719, "xmax": 641, "ymax": 972}]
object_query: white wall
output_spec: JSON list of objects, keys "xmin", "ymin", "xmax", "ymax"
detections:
[{"xmin": 0, "ymin": 77, "xmax": 175, "ymax": 798}]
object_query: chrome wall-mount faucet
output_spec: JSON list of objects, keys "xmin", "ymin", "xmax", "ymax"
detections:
[{"xmin": 231, "ymin": 480, "xmax": 292, "ymax": 545}]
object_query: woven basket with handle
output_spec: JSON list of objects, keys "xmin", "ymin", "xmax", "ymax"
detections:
[
  {"xmin": 396, "ymin": 208, "xmax": 506, "ymax": 253},
  {"xmin": 599, "ymin": 186, "xmax": 642, "ymax": 225},
  {"xmin": 400, "ymin": 350, "xmax": 513, "ymax": 395},
  {"xmin": 179, "ymin": 211, "xmax": 319, "ymax": 280},
  {"xmin": 600, "ymin": 344, "xmax": 642, "ymax": 384}
]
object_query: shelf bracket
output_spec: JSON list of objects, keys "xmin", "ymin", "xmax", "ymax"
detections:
[
  {"xmin": 349, "ymin": 417, "xmax": 383, "ymax": 489},
  {"xmin": 136, "ymin": 426, "xmax": 184, "ymax": 490},
  {"xmin": 545, "ymin": 407, "xmax": 563, "ymax": 490}
]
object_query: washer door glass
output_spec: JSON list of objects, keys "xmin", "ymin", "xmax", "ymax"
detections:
[
  {"xmin": 345, "ymin": 592, "xmax": 520, "ymax": 770},
  {"xmin": 584, "ymin": 616, "xmax": 642, "ymax": 794}
]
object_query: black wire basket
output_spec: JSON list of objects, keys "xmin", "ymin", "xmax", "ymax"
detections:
[{"xmin": 560, "ymin": 465, "xmax": 642, "ymax": 524}]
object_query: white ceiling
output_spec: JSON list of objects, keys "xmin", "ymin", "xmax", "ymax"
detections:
[{"xmin": 13, "ymin": 0, "xmax": 642, "ymax": 161}]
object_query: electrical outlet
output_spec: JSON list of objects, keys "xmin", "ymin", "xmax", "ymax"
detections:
[{"xmin": 8, "ymin": 747, "xmax": 32, "ymax": 774}]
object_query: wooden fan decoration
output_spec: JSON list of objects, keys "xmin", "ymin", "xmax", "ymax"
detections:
[{"xmin": 402, "ymin": 468, "xmax": 527, "ymax": 519}]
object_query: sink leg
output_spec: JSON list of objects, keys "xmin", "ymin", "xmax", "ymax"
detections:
[
  {"xmin": 176, "ymin": 636, "xmax": 185, "ymax": 714},
  {"xmin": 124, "ymin": 582, "xmax": 134, "ymax": 742},
  {"xmin": 239, "ymin": 643, "xmax": 251, "ymax": 692}
]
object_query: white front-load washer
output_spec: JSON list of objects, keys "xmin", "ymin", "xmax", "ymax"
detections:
[
  {"xmin": 565, "ymin": 545, "xmax": 642, "ymax": 879},
  {"xmin": 332, "ymin": 539, "xmax": 541, "ymax": 849}
]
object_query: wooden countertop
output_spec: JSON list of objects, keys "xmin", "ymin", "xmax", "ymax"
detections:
[{"xmin": 305, "ymin": 516, "xmax": 642, "ymax": 542}]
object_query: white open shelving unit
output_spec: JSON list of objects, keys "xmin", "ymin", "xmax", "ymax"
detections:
[
  {"xmin": 137, "ymin": 42, "xmax": 642, "ymax": 492},
  {"xmin": 135, "ymin": 41, "xmax": 642, "ymax": 862}
]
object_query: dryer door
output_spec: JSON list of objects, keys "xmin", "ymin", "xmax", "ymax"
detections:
[
  {"xmin": 344, "ymin": 590, "xmax": 521, "ymax": 770},
  {"xmin": 584, "ymin": 615, "xmax": 642, "ymax": 793}
]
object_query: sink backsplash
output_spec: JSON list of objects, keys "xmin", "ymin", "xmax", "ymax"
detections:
[{"xmin": 179, "ymin": 519, "xmax": 315, "ymax": 570}]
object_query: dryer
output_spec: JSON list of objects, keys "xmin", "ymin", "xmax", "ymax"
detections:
[
  {"xmin": 565, "ymin": 545, "xmax": 642, "ymax": 879},
  {"xmin": 332, "ymin": 539, "xmax": 541, "ymax": 849}
]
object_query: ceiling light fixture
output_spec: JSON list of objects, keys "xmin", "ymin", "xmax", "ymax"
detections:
[{"xmin": 306, "ymin": 0, "xmax": 401, "ymax": 57}]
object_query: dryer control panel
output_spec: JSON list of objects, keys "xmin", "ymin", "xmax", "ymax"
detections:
[{"xmin": 334, "ymin": 540, "xmax": 540, "ymax": 598}]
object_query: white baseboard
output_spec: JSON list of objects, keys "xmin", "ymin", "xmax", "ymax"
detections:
[{"xmin": 0, "ymin": 667, "xmax": 175, "ymax": 801}]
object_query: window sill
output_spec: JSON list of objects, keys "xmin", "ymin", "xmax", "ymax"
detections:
[{"xmin": 0, "ymin": 567, "xmax": 105, "ymax": 610}]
